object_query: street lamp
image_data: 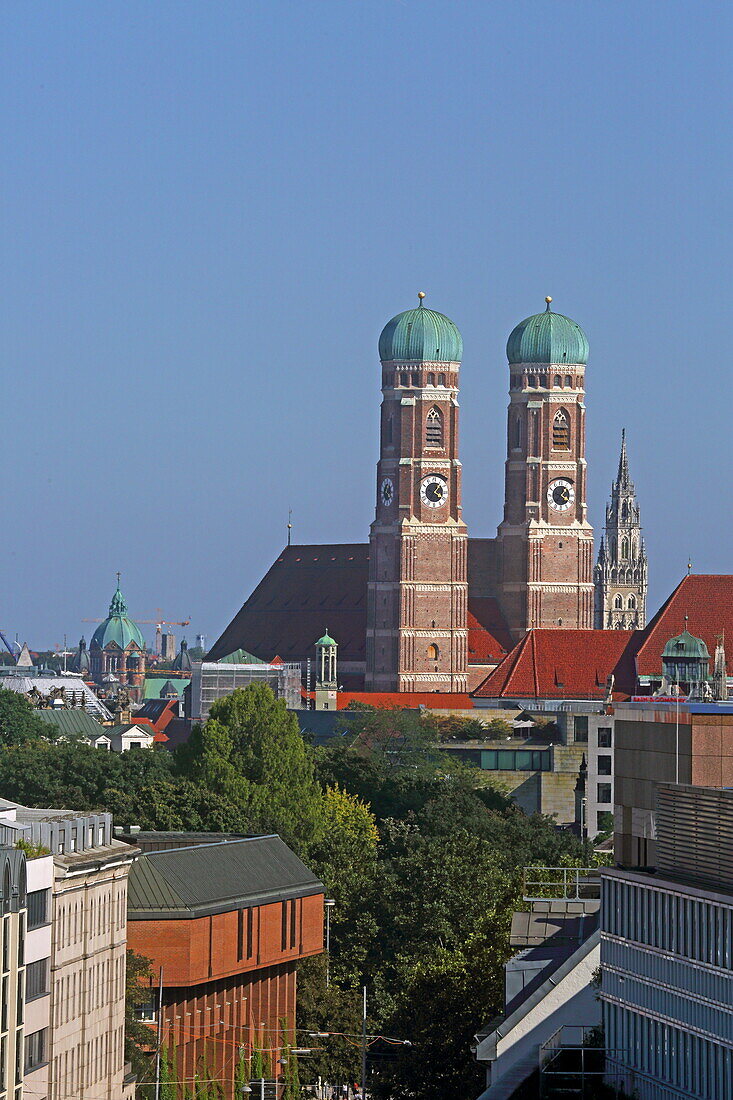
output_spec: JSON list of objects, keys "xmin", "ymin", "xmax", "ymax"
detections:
[{"xmin": 325, "ymin": 898, "xmax": 336, "ymax": 988}]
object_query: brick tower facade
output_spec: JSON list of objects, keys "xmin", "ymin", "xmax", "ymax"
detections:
[
  {"xmin": 365, "ymin": 297, "xmax": 468, "ymax": 691},
  {"xmin": 496, "ymin": 299, "xmax": 594, "ymax": 637},
  {"xmin": 594, "ymin": 430, "xmax": 648, "ymax": 628}
]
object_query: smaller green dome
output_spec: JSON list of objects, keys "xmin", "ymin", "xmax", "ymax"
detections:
[
  {"xmin": 662, "ymin": 629, "xmax": 710, "ymax": 660},
  {"xmin": 507, "ymin": 301, "xmax": 589, "ymax": 365},
  {"xmin": 316, "ymin": 630, "xmax": 337, "ymax": 647},
  {"xmin": 91, "ymin": 585, "xmax": 146, "ymax": 652},
  {"xmin": 379, "ymin": 299, "xmax": 462, "ymax": 363}
]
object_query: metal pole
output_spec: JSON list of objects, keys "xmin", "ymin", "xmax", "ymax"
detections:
[
  {"xmin": 675, "ymin": 686, "xmax": 680, "ymax": 784},
  {"xmin": 260, "ymin": 1077, "xmax": 265, "ymax": 1100},
  {"xmin": 326, "ymin": 904, "xmax": 331, "ymax": 989},
  {"xmin": 154, "ymin": 965, "xmax": 164, "ymax": 1100},
  {"xmin": 361, "ymin": 986, "xmax": 367, "ymax": 1100}
]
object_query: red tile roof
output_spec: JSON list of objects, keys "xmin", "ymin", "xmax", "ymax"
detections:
[
  {"xmin": 468, "ymin": 597, "xmax": 513, "ymax": 663},
  {"xmin": 635, "ymin": 575, "xmax": 733, "ymax": 676},
  {"xmin": 473, "ymin": 629, "xmax": 636, "ymax": 701}
]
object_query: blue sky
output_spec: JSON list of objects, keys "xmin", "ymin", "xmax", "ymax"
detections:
[{"xmin": 2, "ymin": 1, "xmax": 732, "ymax": 651}]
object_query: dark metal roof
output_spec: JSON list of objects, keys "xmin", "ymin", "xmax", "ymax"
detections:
[
  {"xmin": 36, "ymin": 708, "xmax": 107, "ymax": 738},
  {"xmin": 128, "ymin": 835, "xmax": 323, "ymax": 919}
]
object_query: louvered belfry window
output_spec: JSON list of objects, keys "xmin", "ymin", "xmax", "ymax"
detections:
[
  {"xmin": 553, "ymin": 410, "xmax": 570, "ymax": 449},
  {"xmin": 426, "ymin": 406, "xmax": 443, "ymax": 447}
]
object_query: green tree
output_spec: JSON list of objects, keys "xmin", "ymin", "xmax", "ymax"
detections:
[
  {"xmin": 178, "ymin": 684, "xmax": 324, "ymax": 852},
  {"xmin": 125, "ymin": 949, "xmax": 155, "ymax": 1080},
  {"xmin": 0, "ymin": 688, "xmax": 54, "ymax": 746}
]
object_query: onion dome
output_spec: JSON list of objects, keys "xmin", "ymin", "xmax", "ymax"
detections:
[
  {"xmin": 507, "ymin": 298, "xmax": 588, "ymax": 365},
  {"xmin": 91, "ymin": 584, "xmax": 145, "ymax": 651},
  {"xmin": 379, "ymin": 294, "xmax": 462, "ymax": 363},
  {"xmin": 71, "ymin": 636, "xmax": 90, "ymax": 675},
  {"xmin": 172, "ymin": 639, "xmax": 192, "ymax": 672},
  {"xmin": 662, "ymin": 629, "xmax": 710, "ymax": 661},
  {"xmin": 316, "ymin": 630, "xmax": 337, "ymax": 647}
]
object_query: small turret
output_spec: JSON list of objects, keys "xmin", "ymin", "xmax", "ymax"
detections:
[{"xmin": 314, "ymin": 631, "xmax": 338, "ymax": 711}]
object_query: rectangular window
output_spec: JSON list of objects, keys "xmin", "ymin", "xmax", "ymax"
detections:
[
  {"xmin": 281, "ymin": 901, "xmax": 288, "ymax": 952},
  {"xmin": 515, "ymin": 751, "xmax": 534, "ymax": 771},
  {"xmin": 17, "ymin": 976, "xmax": 23, "ymax": 1026},
  {"xmin": 25, "ymin": 1028, "xmax": 47, "ymax": 1072},
  {"xmin": 1, "ymin": 977, "xmax": 6, "ymax": 1029},
  {"xmin": 71, "ymin": 828, "xmax": 77, "ymax": 852},
  {"xmin": 2, "ymin": 917, "xmax": 8, "ymax": 971},
  {"xmin": 26, "ymin": 959, "xmax": 48, "ymax": 1001},
  {"xmin": 597, "ymin": 783, "xmax": 612, "ymax": 805},
  {"xmin": 290, "ymin": 898, "xmax": 297, "ymax": 949},
  {"xmin": 98, "ymin": 826, "xmax": 105, "ymax": 846},
  {"xmin": 597, "ymin": 727, "xmax": 612, "ymax": 748},
  {"xmin": 598, "ymin": 755, "xmax": 612, "ymax": 776},
  {"xmin": 247, "ymin": 908, "xmax": 254, "ymax": 958},
  {"xmin": 497, "ymin": 750, "xmax": 515, "ymax": 770},
  {"xmin": 573, "ymin": 716, "xmax": 589, "ymax": 743},
  {"xmin": 27, "ymin": 890, "xmax": 49, "ymax": 930},
  {"xmin": 237, "ymin": 909, "xmax": 244, "ymax": 960}
]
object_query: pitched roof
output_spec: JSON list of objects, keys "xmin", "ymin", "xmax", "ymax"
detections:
[
  {"xmin": 473, "ymin": 629, "xmax": 636, "ymax": 701},
  {"xmin": 207, "ymin": 544, "xmax": 370, "ymax": 664},
  {"xmin": 142, "ymin": 676, "xmax": 189, "ymax": 701},
  {"xmin": 127, "ymin": 835, "xmax": 323, "ymax": 919},
  {"xmin": 636, "ymin": 575, "xmax": 733, "ymax": 676},
  {"xmin": 207, "ymin": 542, "xmax": 511, "ymax": 670},
  {"xmin": 36, "ymin": 708, "xmax": 107, "ymax": 739}
]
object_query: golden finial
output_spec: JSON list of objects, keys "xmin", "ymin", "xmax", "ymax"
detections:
[
  {"xmin": 417, "ymin": 291, "xmax": 426, "ymax": 305},
  {"xmin": 545, "ymin": 296, "xmax": 552, "ymax": 311}
]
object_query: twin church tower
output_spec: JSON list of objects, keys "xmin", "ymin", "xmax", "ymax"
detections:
[{"xmin": 365, "ymin": 295, "xmax": 647, "ymax": 691}]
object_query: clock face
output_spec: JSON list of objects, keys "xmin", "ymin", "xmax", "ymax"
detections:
[
  {"xmin": 547, "ymin": 478, "xmax": 575, "ymax": 512},
  {"xmin": 380, "ymin": 477, "xmax": 394, "ymax": 507},
  {"xmin": 420, "ymin": 474, "xmax": 448, "ymax": 508}
]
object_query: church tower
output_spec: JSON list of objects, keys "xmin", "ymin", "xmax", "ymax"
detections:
[
  {"xmin": 496, "ymin": 299, "xmax": 595, "ymax": 637},
  {"xmin": 594, "ymin": 430, "xmax": 648, "ymax": 628},
  {"xmin": 365, "ymin": 295, "xmax": 468, "ymax": 691}
]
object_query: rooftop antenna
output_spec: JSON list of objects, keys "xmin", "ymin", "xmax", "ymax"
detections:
[{"xmin": 287, "ymin": 508, "xmax": 293, "ymax": 547}]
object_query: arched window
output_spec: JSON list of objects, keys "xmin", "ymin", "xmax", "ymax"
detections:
[
  {"xmin": 438, "ymin": 373, "xmax": 446, "ymax": 386},
  {"xmin": 427, "ymin": 643, "xmax": 440, "ymax": 661},
  {"xmin": 426, "ymin": 407, "xmax": 443, "ymax": 447},
  {"xmin": 411, "ymin": 371, "xmax": 420, "ymax": 386},
  {"xmin": 514, "ymin": 415, "xmax": 521, "ymax": 449},
  {"xmin": 565, "ymin": 375, "xmax": 572, "ymax": 387},
  {"xmin": 553, "ymin": 410, "xmax": 570, "ymax": 449},
  {"xmin": 614, "ymin": 594, "xmax": 623, "ymax": 610},
  {"xmin": 621, "ymin": 501, "xmax": 628, "ymax": 522},
  {"xmin": 400, "ymin": 372, "xmax": 408, "ymax": 386},
  {"xmin": 628, "ymin": 595, "xmax": 636, "ymax": 610},
  {"xmin": 621, "ymin": 537, "xmax": 629, "ymax": 559},
  {"xmin": 554, "ymin": 375, "xmax": 561, "ymax": 387},
  {"xmin": 428, "ymin": 372, "xmax": 435, "ymax": 386}
]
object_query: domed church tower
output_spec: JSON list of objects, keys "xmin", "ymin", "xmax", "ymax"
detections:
[
  {"xmin": 365, "ymin": 295, "xmax": 468, "ymax": 691},
  {"xmin": 89, "ymin": 580, "xmax": 147, "ymax": 694},
  {"xmin": 496, "ymin": 299, "xmax": 595, "ymax": 636}
]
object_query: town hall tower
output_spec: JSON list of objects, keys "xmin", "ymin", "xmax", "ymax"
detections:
[
  {"xmin": 365, "ymin": 295, "xmax": 468, "ymax": 691},
  {"xmin": 496, "ymin": 299, "xmax": 595, "ymax": 636},
  {"xmin": 594, "ymin": 430, "xmax": 648, "ymax": 628}
]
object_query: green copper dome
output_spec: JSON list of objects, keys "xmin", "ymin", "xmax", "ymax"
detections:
[
  {"xmin": 90, "ymin": 585, "xmax": 145, "ymax": 651},
  {"xmin": 379, "ymin": 300, "xmax": 462, "ymax": 363},
  {"xmin": 507, "ymin": 301, "xmax": 589, "ymax": 365},
  {"xmin": 316, "ymin": 630, "xmax": 337, "ymax": 647},
  {"xmin": 662, "ymin": 629, "xmax": 710, "ymax": 661}
]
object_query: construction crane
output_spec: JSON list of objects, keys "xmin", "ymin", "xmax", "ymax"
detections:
[
  {"xmin": 0, "ymin": 630, "xmax": 19, "ymax": 663},
  {"xmin": 82, "ymin": 611, "xmax": 191, "ymax": 655}
]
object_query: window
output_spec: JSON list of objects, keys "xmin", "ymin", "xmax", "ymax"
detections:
[
  {"xmin": 614, "ymin": 594, "xmax": 623, "ymax": 610},
  {"xmin": 427, "ymin": 643, "xmax": 440, "ymax": 661},
  {"xmin": 621, "ymin": 537, "xmax": 629, "ymax": 559},
  {"xmin": 554, "ymin": 375, "xmax": 561, "ymax": 387},
  {"xmin": 400, "ymin": 372, "xmax": 408, "ymax": 387},
  {"xmin": 26, "ymin": 959, "xmax": 48, "ymax": 1001},
  {"xmin": 130, "ymin": 742, "xmax": 142, "ymax": 750},
  {"xmin": 598, "ymin": 755, "xmax": 612, "ymax": 776},
  {"xmin": 27, "ymin": 890, "xmax": 48, "ymax": 930},
  {"xmin": 597, "ymin": 727, "xmax": 612, "ymax": 748},
  {"xmin": 628, "ymin": 595, "xmax": 636, "ymax": 610},
  {"xmin": 427, "ymin": 372, "xmax": 435, "ymax": 385},
  {"xmin": 290, "ymin": 897, "xmax": 297, "ymax": 948},
  {"xmin": 71, "ymin": 828, "xmax": 77, "ymax": 852},
  {"xmin": 425, "ymin": 407, "xmax": 442, "ymax": 447},
  {"xmin": 565, "ymin": 374, "xmax": 572, "ymax": 387},
  {"xmin": 411, "ymin": 371, "xmax": 419, "ymax": 386},
  {"xmin": 553, "ymin": 410, "xmax": 570, "ymax": 449},
  {"xmin": 597, "ymin": 783, "xmax": 612, "ymax": 804},
  {"xmin": 247, "ymin": 907, "xmax": 254, "ymax": 958},
  {"xmin": 25, "ymin": 1028, "xmax": 47, "ymax": 1072},
  {"xmin": 98, "ymin": 825, "xmax": 105, "ymax": 846},
  {"xmin": 438, "ymin": 373, "xmax": 446, "ymax": 386},
  {"xmin": 237, "ymin": 908, "xmax": 244, "ymax": 960},
  {"xmin": 573, "ymin": 716, "xmax": 589, "ymax": 743},
  {"xmin": 514, "ymin": 416, "xmax": 521, "ymax": 449},
  {"xmin": 281, "ymin": 901, "xmax": 288, "ymax": 951}
]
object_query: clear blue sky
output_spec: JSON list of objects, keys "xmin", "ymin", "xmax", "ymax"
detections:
[{"xmin": 2, "ymin": 0, "xmax": 732, "ymax": 651}]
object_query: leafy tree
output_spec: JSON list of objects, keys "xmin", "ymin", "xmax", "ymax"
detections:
[
  {"xmin": 0, "ymin": 688, "xmax": 54, "ymax": 746},
  {"xmin": 125, "ymin": 949, "xmax": 155, "ymax": 1080},
  {"xmin": 178, "ymin": 684, "xmax": 324, "ymax": 852}
]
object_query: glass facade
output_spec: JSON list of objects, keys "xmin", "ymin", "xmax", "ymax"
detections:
[{"xmin": 479, "ymin": 748, "xmax": 551, "ymax": 771}]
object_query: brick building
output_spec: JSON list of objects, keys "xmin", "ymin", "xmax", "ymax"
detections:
[
  {"xmin": 208, "ymin": 296, "xmax": 597, "ymax": 691},
  {"xmin": 126, "ymin": 835, "xmax": 324, "ymax": 1098}
]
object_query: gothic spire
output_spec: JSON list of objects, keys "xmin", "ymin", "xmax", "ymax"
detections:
[{"xmin": 616, "ymin": 428, "xmax": 630, "ymax": 489}]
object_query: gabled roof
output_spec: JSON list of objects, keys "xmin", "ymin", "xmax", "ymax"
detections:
[
  {"xmin": 473, "ymin": 629, "xmax": 636, "ymax": 701},
  {"xmin": 127, "ymin": 835, "xmax": 323, "ymax": 919},
  {"xmin": 636, "ymin": 575, "xmax": 733, "ymax": 676}
]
